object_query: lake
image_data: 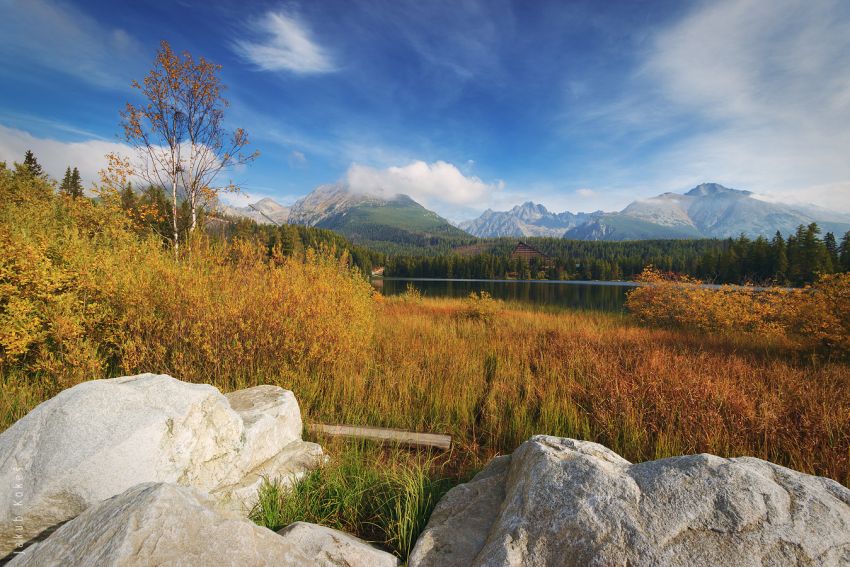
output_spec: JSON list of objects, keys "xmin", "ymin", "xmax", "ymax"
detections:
[{"xmin": 371, "ymin": 278, "xmax": 636, "ymax": 312}]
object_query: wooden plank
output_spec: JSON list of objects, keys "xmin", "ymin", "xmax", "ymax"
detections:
[{"xmin": 308, "ymin": 423, "xmax": 452, "ymax": 451}]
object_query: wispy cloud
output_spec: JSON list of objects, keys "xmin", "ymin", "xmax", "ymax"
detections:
[
  {"xmin": 233, "ymin": 10, "xmax": 334, "ymax": 74},
  {"xmin": 640, "ymin": 0, "xmax": 850, "ymax": 209},
  {"xmin": 549, "ymin": 0, "xmax": 850, "ymax": 213},
  {"xmin": 0, "ymin": 0, "xmax": 144, "ymax": 89}
]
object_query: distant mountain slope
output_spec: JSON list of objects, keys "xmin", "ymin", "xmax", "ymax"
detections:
[
  {"xmin": 459, "ymin": 202, "xmax": 599, "ymax": 237},
  {"xmin": 219, "ymin": 198, "xmax": 290, "ymax": 225},
  {"xmin": 563, "ymin": 214, "xmax": 704, "ymax": 240},
  {"xmin": 466, "ymin": 183, "xmax": 850, "ymax": 241},
  {"xmin": 296, "ymin": 185, "xmax": 469, "ymax": 246},
  {"xmin": 619, "ymin": 183, "xmax": 850, "ymax": 238},
  {"xmin": 227, "ymin": 184, "xmax": 469, "ymax": 249}
]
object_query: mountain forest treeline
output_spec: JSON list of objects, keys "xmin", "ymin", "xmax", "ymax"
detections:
[{"xmin": 384, "ymin": 228, "xmax": 850, "ymax": 285}]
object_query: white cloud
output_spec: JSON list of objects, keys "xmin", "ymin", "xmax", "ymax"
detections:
[
  {"xmin": 640, "ymin": 0, "xmax": 850, "ymax": 210},
  {"xmin": 345, "ymin": 160, "xmax": 503, "ymax": 213},
  {"xmin": 0, "ymin": 123, "xmax": 131, "ymax": 188},
  {"xmin": 0, "ymin": 0, "xmax": 144, "ymax": 88},
  {"xmin": 233, "ymin": 10, "xmax": 334, "ymax": 74},
  {"xmin": 575, "ymin": 188, "xmax": 596, "ymax": 198}
]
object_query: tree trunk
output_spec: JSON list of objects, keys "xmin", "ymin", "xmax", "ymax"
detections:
[
  {"xmin": 189, "ymin": 192, "xmax": 197, "ymax": 233},
  {"xmin": 171, "ymin": 175, "xmax": 179, "ymax": 259}
]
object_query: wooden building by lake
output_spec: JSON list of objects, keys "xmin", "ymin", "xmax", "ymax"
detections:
[{"xmin": 510, "ymin": 241, "xmax": 548, "ymax": 262}]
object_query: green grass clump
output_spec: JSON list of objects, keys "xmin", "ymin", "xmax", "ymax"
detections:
[{"xmin": 250, "ymin": 442, "xmax": 457, "ymax": 561}]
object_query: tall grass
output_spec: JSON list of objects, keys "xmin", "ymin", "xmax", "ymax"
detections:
[
  {"xmin": 286, "ymin": 295, "xmax": 850, "ymax": 486},
  {"xmin": 250, "ymin": 440, "xmax": 455, "ymax": 560}
]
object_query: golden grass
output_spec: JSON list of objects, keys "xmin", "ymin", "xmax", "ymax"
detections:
[{"xmin": 285, "ymin": 296, "xmax": 850, "ymax": 486}]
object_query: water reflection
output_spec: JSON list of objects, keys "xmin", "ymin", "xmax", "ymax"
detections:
[{"xmin": 372, "ymin": 278, "xmax": 631, "ymax": 312}]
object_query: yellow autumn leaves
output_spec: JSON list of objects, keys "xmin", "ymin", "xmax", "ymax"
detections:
[
  {"xmin": 626, "ymin": 266, "xmax": 850, "ymax": 355},
  {"xmin": 0, "ymin": 167, "xmax": 375, "ymax": 389}
]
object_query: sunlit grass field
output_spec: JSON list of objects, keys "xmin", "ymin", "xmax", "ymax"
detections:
[{"xmin": 288, "ymin": 295, "xmax": 849, "ymax": 484}]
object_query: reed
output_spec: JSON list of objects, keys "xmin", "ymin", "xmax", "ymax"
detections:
[
  {"xmin": 250, "ymin": 440, "xmax": 455, "ymax": 561},
  {"xmin": 285, "ymin": 295, "xmax": 850, "ymax": 486}
]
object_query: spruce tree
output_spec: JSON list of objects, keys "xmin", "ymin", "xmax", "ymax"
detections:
[
  {"xmin": 70, "ymin": 167, "xmax": 83, "ymax": 198},
  {"xmin": 824, "ymin": 232, "xmax": 838, "ymax": 272},
  {"xmin": 59, "ymin": 167, "xmax": 73, "ymax": 195},
  {"xmin": 22, "ymin": 150, "xmax": 46, "ymax": 178},
  {"xmin": 771, "ymin": 231, "xmax": 788, "ymax": 283},
  {"xmin": 839, "ymin": 231, "xmax": 850, "ymax": 272}
]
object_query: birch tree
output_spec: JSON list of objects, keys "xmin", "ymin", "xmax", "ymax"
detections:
[{"xmin": 121, "ymin": 40, "xmax": 258, "ymax": 255}]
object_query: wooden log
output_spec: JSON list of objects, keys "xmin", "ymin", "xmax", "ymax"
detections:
[{"xmin": 308, "ymin": 423, "xmax": 452, "ymax": 451}]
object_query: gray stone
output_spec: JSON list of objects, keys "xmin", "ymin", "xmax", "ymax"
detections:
[
  {"xmin": 7, "ymin": 483, "xmax": 397, "ymax": 567},
  {"xmin": 0, "ymin": 374, "xmax": 322, "ymax": 556},
  {"xmin": 409, "ymin": 435, "xmax": 850, "ymax": 567}
]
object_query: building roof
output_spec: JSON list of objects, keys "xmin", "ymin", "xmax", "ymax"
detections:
[{"xmin": 510, "ymin": 241, "xmax": 548, "ymax": 260}]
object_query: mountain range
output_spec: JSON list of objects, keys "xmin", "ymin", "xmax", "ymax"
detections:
[
  {"xmin": 458, "ymin": 203, "xmax": 600, "ymax": 237},
  {"xmin": 464, "ymin": 183, "xmax": 850, "ymax": 240},
  {"xmin": 221, "ymin": 182, "xmax": 850, "ymax": 244},
  {"xmin": 221, "ymin": 183, "xmax": 467, "ymax": 247}
]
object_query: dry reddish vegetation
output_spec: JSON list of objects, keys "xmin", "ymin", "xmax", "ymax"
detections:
[{"xmin": 291, "ymin": 295, "xmax": 850, "ymax": 486}]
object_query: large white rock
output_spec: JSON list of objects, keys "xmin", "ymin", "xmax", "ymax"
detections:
[
  {"xmin": 0, "ymin": 374, "xmax": 322, "ymax": 556},
  {"xmin": 276, "ymin": 522, "xmax": 399, "ymax": 567},
  {"xmin": 7, "ymin": 483, "xmax": 397, "ymax": 567},
  {"xmin": 410, "ymin": 435, "xmax": 850, "ymax": 567}
]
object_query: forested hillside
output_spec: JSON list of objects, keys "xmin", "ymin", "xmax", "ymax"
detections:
[{"xmin": 385, "ymin": 228, "xmax": 850, "ymax": 284}]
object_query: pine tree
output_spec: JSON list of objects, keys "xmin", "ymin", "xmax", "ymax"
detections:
[
  {"xmin": 21, "ymin": 150, "xmax": 46, "ymax": 178},
  {"xmin": 771, "ymin": 231, "xmax": 788, "ymax": 283},
  {"xmin": 70, "ymin": 167, "xmax": 83, "ymax": 198},
  {"xmin": 824, "ymin": 232, "xmax": 838, "ymax": 272},
  {"xmin": 59, "ymin": 167, "xmax": 73, "ymax": 195},
  {"xmin": 839, "ymin": 231, "xmax": 850, "ymax": 272}
]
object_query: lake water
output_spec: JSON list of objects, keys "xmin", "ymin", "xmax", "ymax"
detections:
[{"xmin": 371, "ymin": 278, "xmax": 636, "ymax": 312}]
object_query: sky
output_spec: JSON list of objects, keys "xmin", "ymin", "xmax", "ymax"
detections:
[{"xmin": 1, "ymin": 0, "xmax": 849, "ymax": 221}]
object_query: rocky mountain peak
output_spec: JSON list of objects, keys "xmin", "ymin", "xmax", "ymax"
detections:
[{"xmin": 685, "ymin": 183, "xmax": 751, "ymax": 198}]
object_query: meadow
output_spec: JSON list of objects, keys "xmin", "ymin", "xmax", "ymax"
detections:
[{"xmin": 2, "ymin": 166, "xmax": 848, "ymax": 560}]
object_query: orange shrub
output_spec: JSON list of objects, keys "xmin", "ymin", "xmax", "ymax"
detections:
[
  {"xmin": 791, "ymin": 273, "xmax": 850, "ymax": 354},
  {"xmin": 115, "ymin": 241, "xmax": 375, "ymax": 387},
  {"xmin": 626, "ymin": 266, "xmax": 850, "ymax": 357}
]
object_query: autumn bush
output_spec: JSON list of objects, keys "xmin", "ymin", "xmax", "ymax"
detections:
[
  {"xmin": 458, "ymin": 290, "xmax": 500, "ymax": 324},
  {"xmin": 625, "ymin": 266, "xmax": 850, "ymax": 357},
  {"xmin": 116, "ymin": 241, "xmax": 375, "ymax": 388},
  {"xmin": 0, "ymin": 168, "xmax": 375, "ymax": 400}
]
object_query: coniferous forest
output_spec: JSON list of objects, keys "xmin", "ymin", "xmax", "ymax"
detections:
[{"xmin": 383, "ymin": 228, "xmax": 850, "ymax": 285}]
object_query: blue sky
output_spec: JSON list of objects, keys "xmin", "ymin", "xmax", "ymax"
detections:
[{"xmin": 1, "ymin": 0, "xmax": 849, "ymax": 220}]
